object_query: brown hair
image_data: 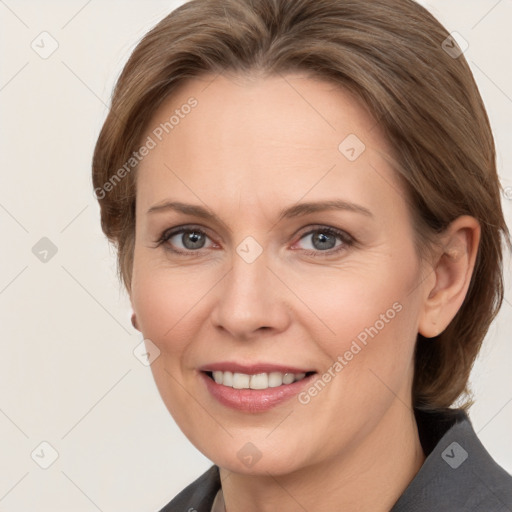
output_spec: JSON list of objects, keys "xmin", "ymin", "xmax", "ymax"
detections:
[{"xmin": 92, "ymin": 0, "xmax": 511, "ymax": 410}]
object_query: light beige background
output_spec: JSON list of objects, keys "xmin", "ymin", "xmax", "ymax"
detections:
[{"xmin": 0, "ymin": 1, "xmax": 511, "ymax": 510}]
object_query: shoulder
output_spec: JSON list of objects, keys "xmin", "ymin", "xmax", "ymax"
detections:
[
  {"xmin": 392, "ymin": 408, "xmax": 512, "ymax": 512},
  {"xmin": 158, "ymin": 465, "xmax": 221, "ymax": 512}
]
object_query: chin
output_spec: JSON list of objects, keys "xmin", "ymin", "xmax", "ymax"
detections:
[{"xmin": 195, "ymin": 435, "xmax": 313, "ymax": 477}]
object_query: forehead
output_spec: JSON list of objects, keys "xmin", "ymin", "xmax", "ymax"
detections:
[
  {"xmin": 143, "ymin": 72, "xmax": 383, "ymax": 152},
  {"xmin": 135, "ymin": 73, "xmax": 405, "ymax": 219}
]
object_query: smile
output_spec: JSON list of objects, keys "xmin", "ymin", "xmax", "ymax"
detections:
[
  {"xmin": 207, "ymin": 370, "xmax": 313, "ymax": 389},
  {"xmin": 199, "ymin": 365, "xmax": 318, "ymax": 413}
]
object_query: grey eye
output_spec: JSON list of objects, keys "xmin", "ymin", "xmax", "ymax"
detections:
[
  {"xmin": 299, "ymin": 229, "xmax": 343, "ymax": 251},
  {"xmin": 181, "ymin": 231, "xmax": 206, "ymax": 249},
  {"xmin": 167, "ymin": 229, "xmax": 212, "ymax": 250},
  {"xmin": 310, "ymin": 231, "xmax": 337, "ymax": 250}
]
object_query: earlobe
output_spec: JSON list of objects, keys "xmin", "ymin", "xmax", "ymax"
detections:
[
  {"xmin": 131, "ymin": 312, "xmax": 140, "ymax": 331},
  {"xmin": 418, "ymin": 215, "xmax": 481, "ymax": 339}
]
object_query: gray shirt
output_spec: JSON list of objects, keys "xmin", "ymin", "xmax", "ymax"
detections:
[{"xmin": 159, "ymin": 408, "xmax": 512, "ymax": 511}]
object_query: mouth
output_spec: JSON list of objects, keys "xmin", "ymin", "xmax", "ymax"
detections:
[
  {"xmin": 202, "ymin": 370, "xmax": 317, "ymax": 390},
  {"xmin": 199, "ymin": 365, "xmax": 318, "ymax": 413},
  {"xmin": 197, "ymin": 361, "xmax": 318, "ymax": 412}
]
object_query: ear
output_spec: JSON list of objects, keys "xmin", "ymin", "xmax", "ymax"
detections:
[
  {"xmin": 131, "ymin": 312, "xmax": 140, "ymax": 331},
  {"xmin": 130, "ymin": 294, "xmax": 141, "ymax": 332},
  {"xmin": 418, "ymin": 215, "xmax": 481, "ymax": 338}
]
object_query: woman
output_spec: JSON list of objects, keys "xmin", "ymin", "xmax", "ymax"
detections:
[{"xmin": 92, "ymin": 0, "xmax": 512, "ymax": 510}]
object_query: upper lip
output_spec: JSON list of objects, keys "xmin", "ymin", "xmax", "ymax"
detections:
[{"xmin": 199, "ymin": 362, "xmax": 315, "ymax": 374}]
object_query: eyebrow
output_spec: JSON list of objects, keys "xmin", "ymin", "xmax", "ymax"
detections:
[
  {"xmin": 277, "ymin": 199, "xmax": 373, "ymax": 220},
  {"xmin": 147, "ymin": 199, "xmax": 373, "ymax": 222}
]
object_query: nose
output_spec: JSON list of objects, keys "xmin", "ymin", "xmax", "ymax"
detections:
[{"xmin": 210, "ymin": 249, "xmax": 292, "ymax": 341}]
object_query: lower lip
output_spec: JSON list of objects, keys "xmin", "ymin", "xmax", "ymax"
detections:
[{"xmin": 200, "ymin": 371, "xmax": 316, "ymax": 413}]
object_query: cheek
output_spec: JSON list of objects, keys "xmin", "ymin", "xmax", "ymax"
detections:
[
  {"xmin": 130, "ymin": 265, "xmax": 209, "ymax": 425},
  {"xmin": 130, "ymin": 262, "xmax": 209, "ymax": 357},
  {"xmin": 293, "ymin": 275, "xmax": 419, "ymax": 436},
  {"xmin": 285, "ymin": 255, "xmax": 421, "ymax": 396},
  {"xmin": 287, "ymin": 259, "xmax": 416, "ymax": 343}
]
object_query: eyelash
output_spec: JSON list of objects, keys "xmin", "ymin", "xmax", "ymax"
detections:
[{"xmin": 154, "ymin": 224, "xmax": 355, "ymax": 258}]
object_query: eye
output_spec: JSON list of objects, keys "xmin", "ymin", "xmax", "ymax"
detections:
[
  {"xmin": 155, "ymin": 224, "xmax": 354, "ymax": 257},
  {"xmin": 157, "ymin": 226, "xmax": 216, "ymax": 254},
  {"xmin": 293, "ymin": 226, "xmax": 354, "ymax": 255}
]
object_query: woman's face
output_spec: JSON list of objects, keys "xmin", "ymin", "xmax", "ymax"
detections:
[{"xmin": 131, "ymin": 73, "xmax": 433, "ymax": 475}]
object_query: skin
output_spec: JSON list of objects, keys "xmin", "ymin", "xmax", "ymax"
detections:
[{"xmin": 129, "ymin": 73, "xmax": 480, "ymax": 512}]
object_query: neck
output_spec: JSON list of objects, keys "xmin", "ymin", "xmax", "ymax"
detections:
[{"xmin": 219, "ymin": 401, "xmax": 425, "ymax": 512}]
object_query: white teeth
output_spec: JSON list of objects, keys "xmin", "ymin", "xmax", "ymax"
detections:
[
  {"xmin": 222, "ymin": 371, "xmax": 233, "ymax": 387},
  {"xmin": 268, "ymin": 372, "xmax": 283, "ymax": 388},
  {"xmin": 209, "ymin": 370, "xmax": 309, "ymax": 389},
  {"xmin": 282, "ymin": 373, "xmax": 295, "ymax": 385},
  {"xmin": 233, "ymin": 373, "xmax": 250, "ymax": 389},
  {"xmin": 249, "ymin": 373, "xmax": 268, "ymax": 390}
]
